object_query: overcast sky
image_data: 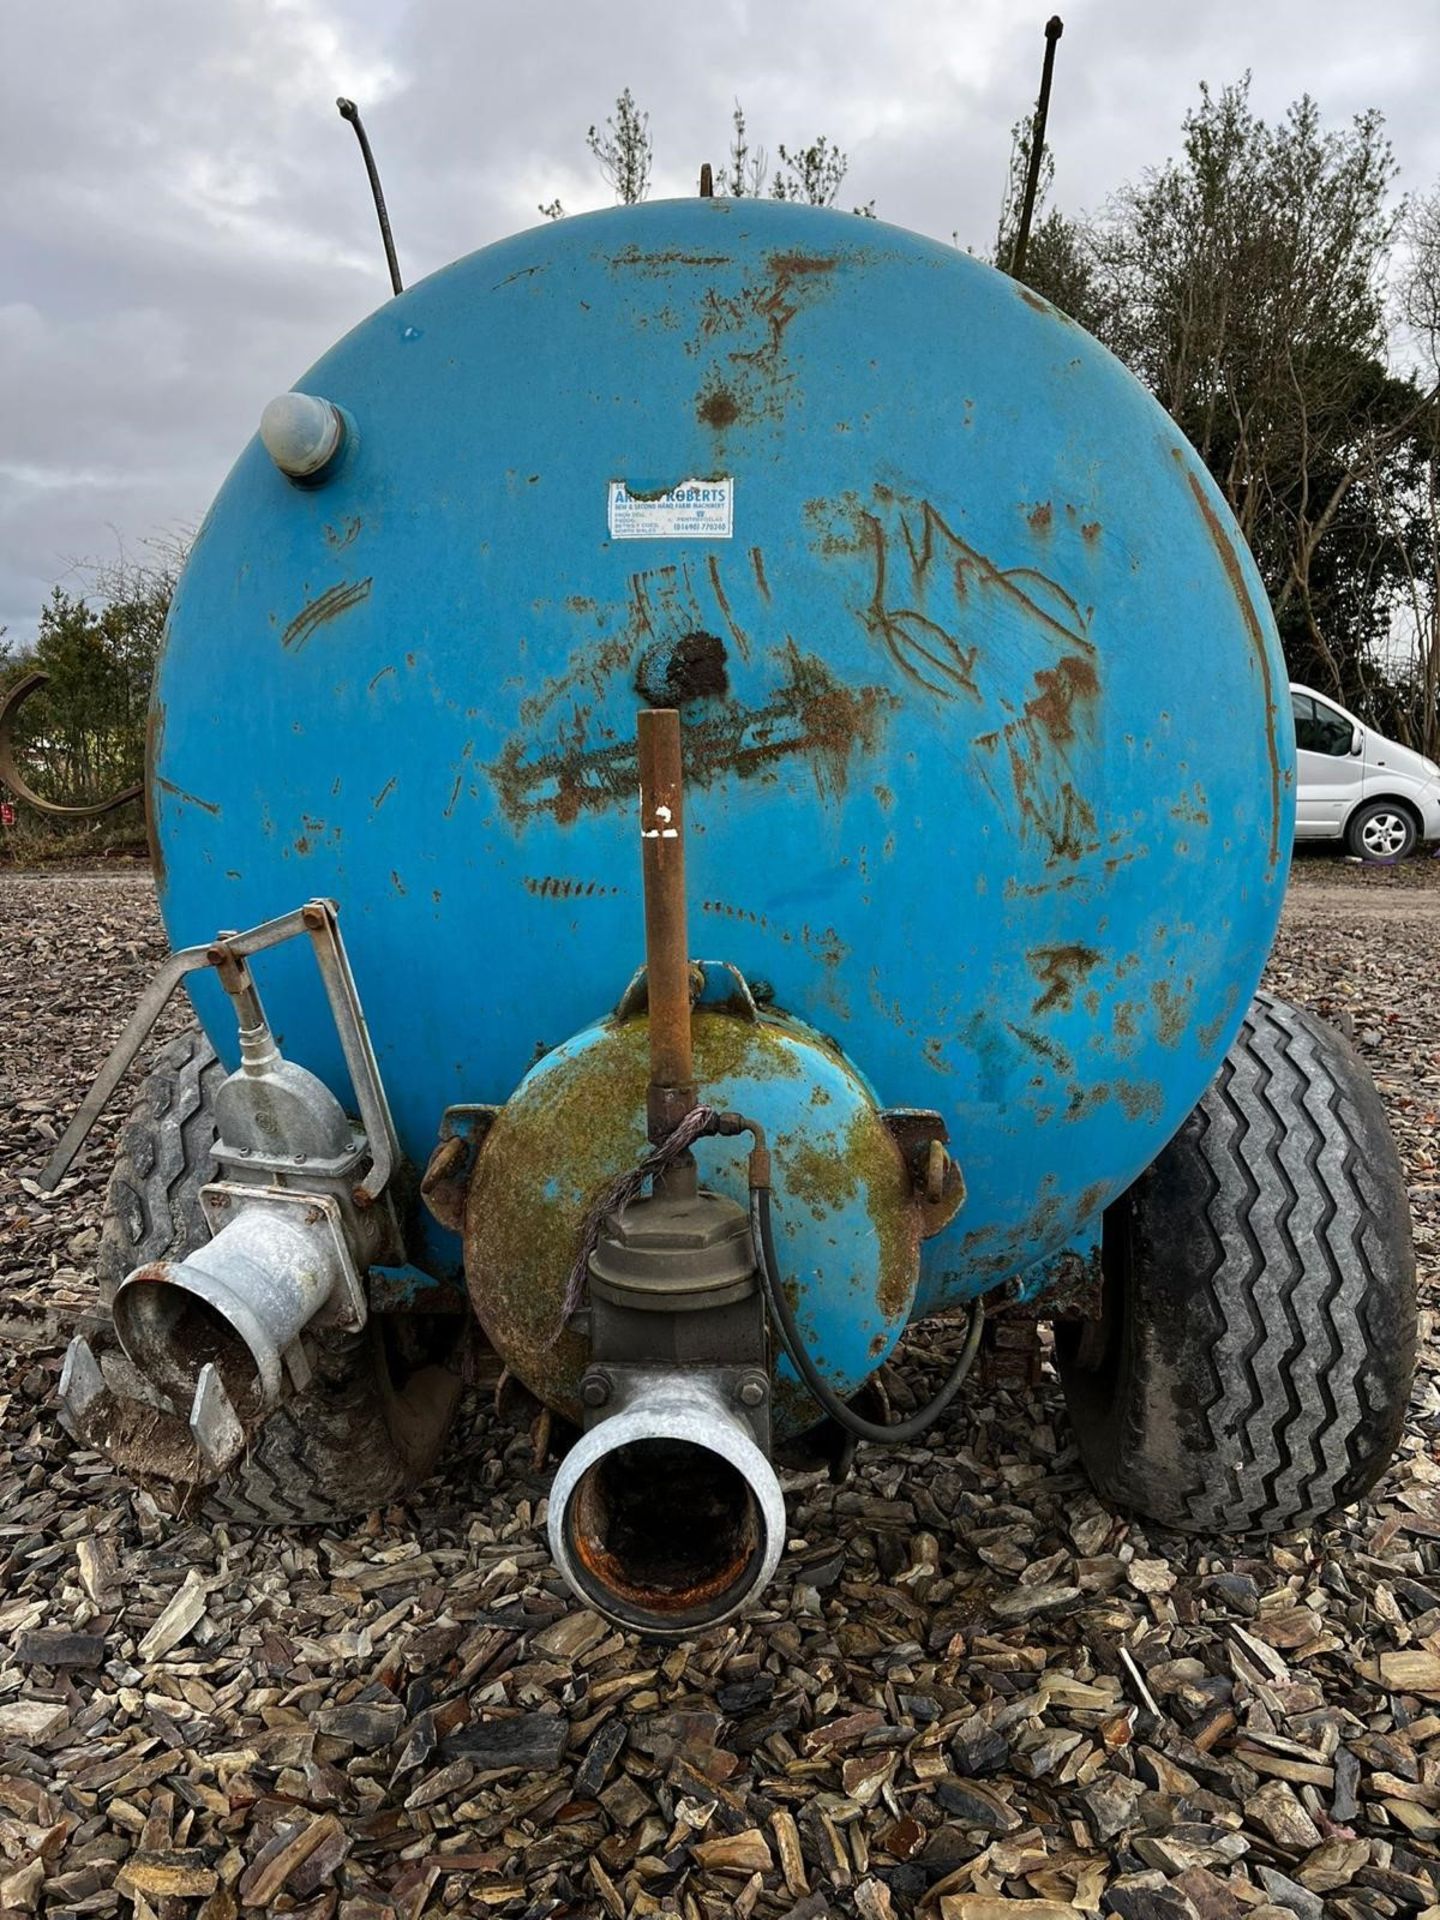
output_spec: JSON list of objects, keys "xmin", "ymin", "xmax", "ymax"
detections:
[{"xmin": 4, "ymin": 0, "xmax": 1439, "ymax": 648}]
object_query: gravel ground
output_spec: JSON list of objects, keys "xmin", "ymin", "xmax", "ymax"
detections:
[{"xmin": 1, "ymin": 860, "xmax": 1438, "ymax": 1920}]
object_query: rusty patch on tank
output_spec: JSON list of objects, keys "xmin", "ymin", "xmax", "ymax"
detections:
[
  {"xmin": 281, "ymin": 577, "xmax": 373, "ymax": 651},
  {"xmin": 1116, "ymin": 1080, "xmax": 1164, "ymax": 1122},
  {"xmin": 698, "ymin": 385, "xmax": 741, "ymax": 428},
  {"xmin": 1028, "ymin": 501, "xmax": 1053, "ymax": 534},
  {"xmin": 770, "ymin": 249, "xmax": 837, "ymax": 280},
  {"xmin": 1170, "ymin": 782, "xmax": 1210, "ymax": 827},
  {"xmin": 1150, "ymin": 978, "xmax": 1193, "ymax": 1047},
  {"xmin": 1177, "ymin": 457, "xmax": 1282, "ymax": 875},
  {"xmin": 488, "ymin": 643, "xmax": 896, "ymax": 829},
  {"xmin": 1197, "ymin": 984, "xmax": 1240, "ymax": 1055},
  {"xmin": 635, "ymin": 631, "xmax": 729, "ymax": 705},
  {"xmin": 750, "ymin": 547, "xmax": 772, "ymax": 602},
  {"xmin": 1018, "ymin": 286, "xmax": 1074, "ymax": 325},
  {"xmin": 779, "ymin": 1110, "xmax": 918, "ymax": 1323},
  {"xmin": 1028, "ymin": 943, "xmax": 1101, "ymax": 1014},
  {"xmin": 817, "ymin": 490, "xmax": 1097, "ymax": 735},
  {"xmin": 520, "ymin": 633, "xmax": 638, "ymax": 732}
]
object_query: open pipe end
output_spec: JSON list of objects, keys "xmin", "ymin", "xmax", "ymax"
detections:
[
  {"xmin": 111, "ymin": 1205, "xmax": 340, "ymax": 1414},
  {"xmin": 548, "ymin": 1381, "xmax": 785, "ymax": 1637},
  {"xmin": 113, "ymin": 1265, "xmax": 272, "ymax": 1414}
]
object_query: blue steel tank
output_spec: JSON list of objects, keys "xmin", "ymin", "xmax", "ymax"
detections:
[
  {"xmin": 153, "ymin": 196, "xmax": 1290, "ymax": 1369},
  {"xmin": 112, "ymin": 193, "xmax": 1370, "ymax": 1625}
]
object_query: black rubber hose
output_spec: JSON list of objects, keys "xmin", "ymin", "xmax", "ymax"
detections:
[{"xmin": 750, "ymin": 1184, "xmax": 984, "ymax": 1446}]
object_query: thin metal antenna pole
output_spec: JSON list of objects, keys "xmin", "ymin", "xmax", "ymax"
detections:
[
  {"xmin": 1011, "ymin": 16, "xmax": 1064, "ymax": 283},
  {"xmin": 337, "ymin": 97, "xmax": 403, "ymax": 295}
]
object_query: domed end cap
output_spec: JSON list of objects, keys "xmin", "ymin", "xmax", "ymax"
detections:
[{"xmin": 259, "ymin": 392, "xmax": 345, "ymax": 480}]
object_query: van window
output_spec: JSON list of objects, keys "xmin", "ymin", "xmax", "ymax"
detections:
[{"xmin": 1292, "ymin": 693, "xmax": 1353, "ymax": 757}]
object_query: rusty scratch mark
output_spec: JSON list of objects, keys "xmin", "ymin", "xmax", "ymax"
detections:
[
  {"xmin": 853, "ymin": 493, "xmax": 1093, "ymax": 704},
  {"xmin": 524, "ymin": 876, "xmax": 619, "ymax": 900},
  {"xmin": 153, "ymin": 776, "xmax": 220, "ymax": 817},
  {"xmin": 750, "ymin": 547, "xmax": 771, "ymax": 602},
  {"xmin": 1179, "ymin": 458, "xmax": 1282, "ymax": 875},
  {"xmin": 706, "ymin": 554, "xmax": 750, "ymax": 662},
  {"xmin": 975, "ymin": 655, "xmax": 1102, "ymax": 864},
  {"xmin": 1007, "ymin": 1023, "xmax": 1076, "ymax": 1077},
  {"xmin": 281, "ymin": 577, "xmax": 373, "ymax": 652}
]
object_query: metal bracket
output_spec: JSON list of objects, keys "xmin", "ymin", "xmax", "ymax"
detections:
[
  {"xmin": 39, "ymin": 897, "xmax": 400, "ymax": 1200},
  {"xmin": 879, "ymin": 1107, "xmax": 967, "ymax": 1237},
  {"xmin": 613, "ymin": 959, "xmax": 760, "ymax": 1025},
  {"xmin": 199, "ymin": 1183, "xmax": 369, "ymax": 1332},
  {"xmin": 420, "ymin": 1103, "xmax": 499, "ymax": 1233}
]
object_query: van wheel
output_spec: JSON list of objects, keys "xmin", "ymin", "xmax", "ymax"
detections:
[
  {"xmin": 1347, "ymin": 801, "xmax": 1417, "ymax": 861},
  {"xmin": 1055, "ymin": 993, "xmax": 1416, "ymax": 1533}
]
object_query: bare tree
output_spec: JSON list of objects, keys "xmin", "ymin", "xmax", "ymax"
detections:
[
  {"xmin": 546, "ymin": 93, "xmax": 873, "ymax": 218},
  {"xmin": 770, "ymin": 134, "xmax": 874, "ymax": 217},
  {"xmin": 993, "ymin": 116, "xmax": 1054, "ymax": 272},
  {"xmin": 726, "ymin": 102, "xmax": 768, "ymax": 198},
  {"xmin": 588, "ymin": 88, "xmax": 652, "ymax": 206}
]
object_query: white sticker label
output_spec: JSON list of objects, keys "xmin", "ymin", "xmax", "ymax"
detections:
[{"xmin": 608, "ymin": 478, "xmax": 734, "ymax": 540}]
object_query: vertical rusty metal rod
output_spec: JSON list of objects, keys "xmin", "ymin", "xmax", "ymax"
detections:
[
  {"xmin": 637, "ymin": 709, "xmax": 698, "ymax": 1146},
  {"xmin": 1011, "ymin": 15, "xmax": 1064, "ymax": 283}
]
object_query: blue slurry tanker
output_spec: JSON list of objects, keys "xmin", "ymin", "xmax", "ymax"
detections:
[{"xmin": 26, "ymin": 195, "xmax": 1414, "ymax": 1633}]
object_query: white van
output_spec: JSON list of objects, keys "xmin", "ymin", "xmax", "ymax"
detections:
[{"xmin": 1291, "ymin": 683, "xmax": 1440, "ymax": 859}]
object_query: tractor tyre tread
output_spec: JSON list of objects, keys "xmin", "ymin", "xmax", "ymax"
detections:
[
  {"xmin": 1059, "ymin": 991, "xmax": 1416, "ymax": 1534},
  {"xmin": 95, "ymin": 1029, "xmax": 460, "ymax": 1524},
  {"xmin": 97, "ymin": 1030, "xmax": 226, "ymax": 1309}
]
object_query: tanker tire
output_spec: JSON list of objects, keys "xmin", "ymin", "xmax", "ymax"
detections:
[
  {"xmin": 95, "ymin": 1029, "xmax": 463, "ymax": 1524},
  {"xmin": 97, "ymin": 1030, "xmax": 226, "ymax": 1312},
  {"xmin": 1056, "ymin": 991, "xmax": 1416, "ymax": 1534}
]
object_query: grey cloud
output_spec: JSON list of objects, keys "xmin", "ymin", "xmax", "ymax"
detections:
[{"xmin": 3, "ymin": 0, "xmax": 1439, "ymax": 641}]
